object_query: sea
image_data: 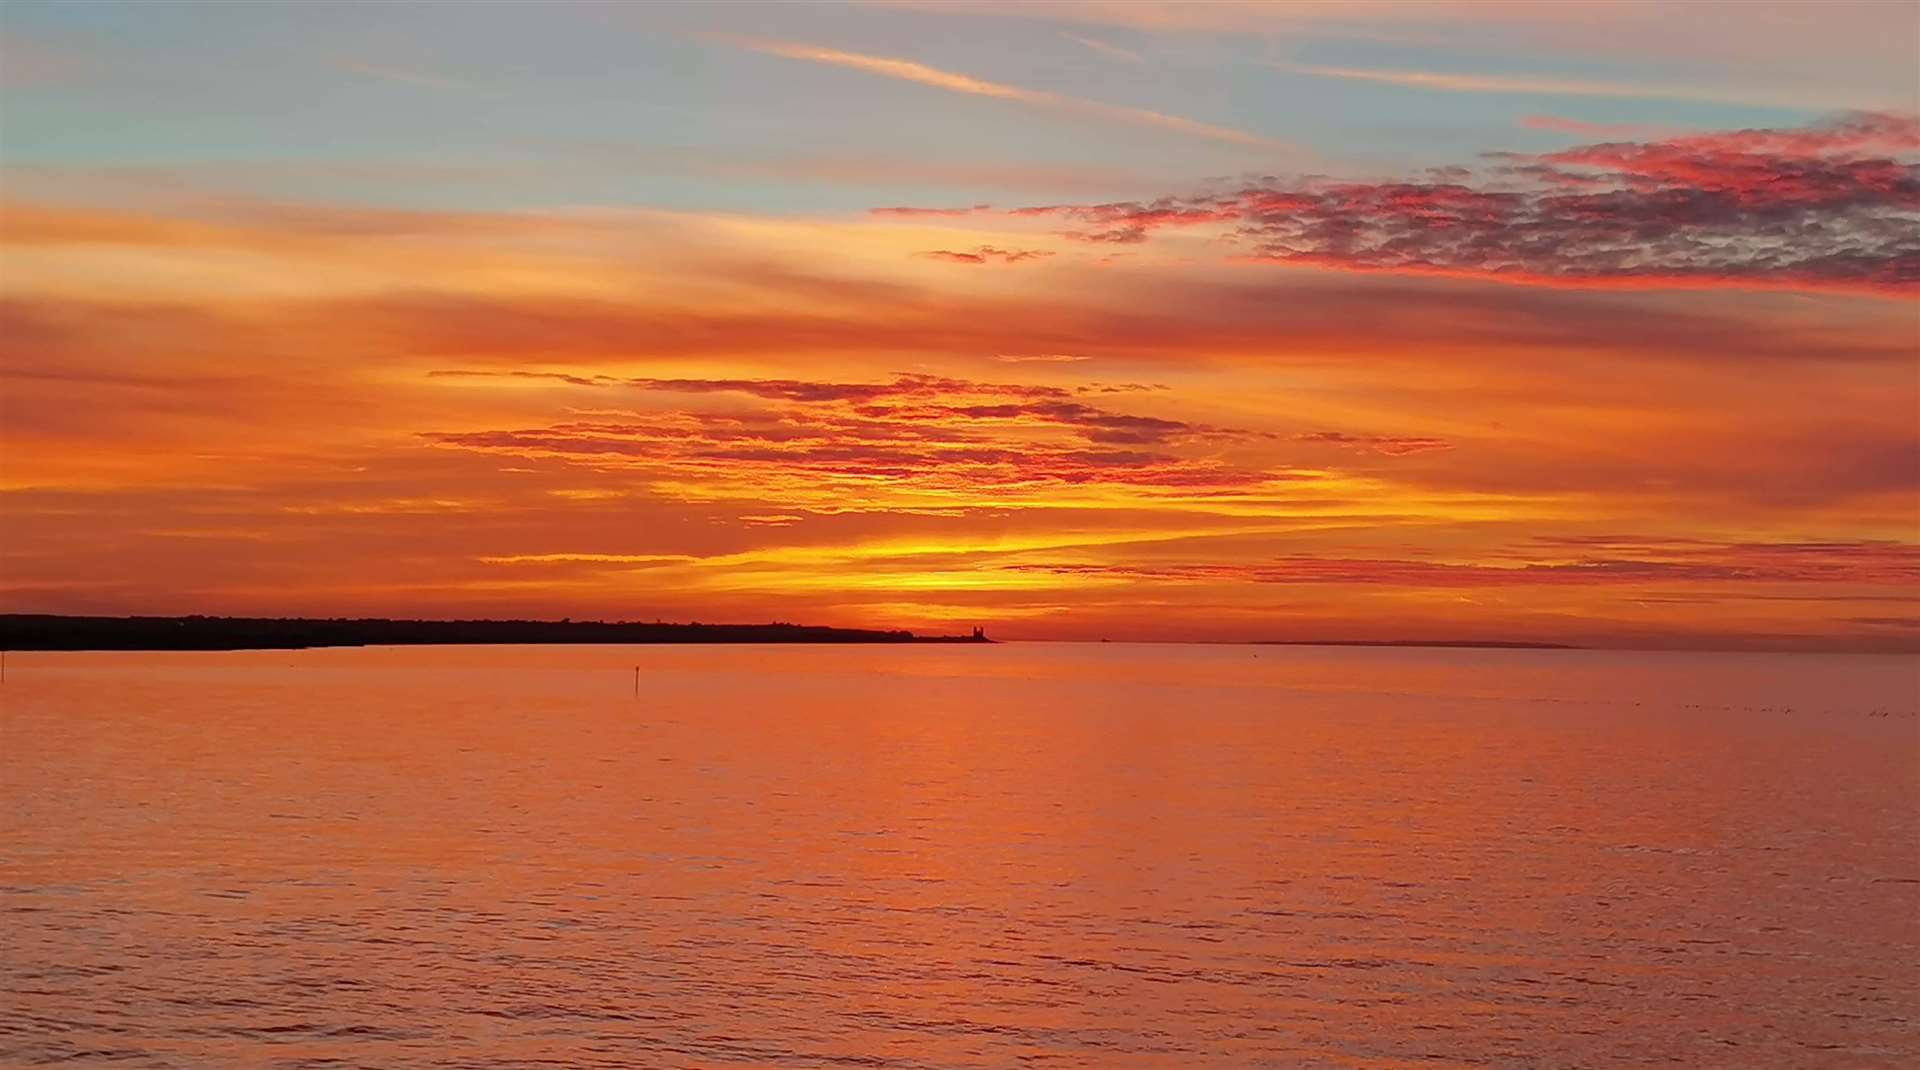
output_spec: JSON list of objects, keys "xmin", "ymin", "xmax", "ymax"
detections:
[{"xmin": 3, "ymin": 643, "xmax": 1916, "ymax": 1068}]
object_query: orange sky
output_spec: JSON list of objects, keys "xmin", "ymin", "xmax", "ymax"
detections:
[{"xmin": 3, "ymin": 2, "xmax": 1917, "ymax": 649}]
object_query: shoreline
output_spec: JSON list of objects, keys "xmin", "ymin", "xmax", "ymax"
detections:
[{"xmin": 0, "ymin": 614, "xmax": 992, "ymax": 651}]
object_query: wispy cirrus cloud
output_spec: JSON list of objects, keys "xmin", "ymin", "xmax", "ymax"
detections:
[
  {"xmin": 1003, "ymin": 538, "xmax": 1920, "ymax": 588},
  {"xmin": 1270, "ymin": 62, "xmax": 1758, "ymax": 106},
  {"xmin": 1060, "ymin": 32, "xmax": 1143, "ymax": 63},
  {"xmin": 1294, "ymin": 431, "xmax": 1454, "ymax": 457},
  {"xmin": 916, "ymin": 1, "xmax": 1915, "ymax": 112},
  {"xmin": 869, "ymin": 204, "xmax": 993, "ymax": 218},
  {"xmin": 719, "ymin": 36, "xmax": 1283, "ymax": 148},
  {"xmin": 919, "ymin": 245, "xmax": 1054, "ymax": 265},
  {"xmin": 994, "ymin": 353, "xmax": 1089, "ymax": 364},
  {"xmin": 1274, "ymin": 62, "xmax": 1681, "ymax": 101}
]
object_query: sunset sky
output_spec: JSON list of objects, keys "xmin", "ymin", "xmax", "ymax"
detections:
[{"xmin": 2, "ymin": 0, "xmax": 1917, "ymax": 649}]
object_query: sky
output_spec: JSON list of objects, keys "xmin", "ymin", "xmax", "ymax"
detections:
[{"xmin": 2, "ymin": 0, "xmax": 1917, "ymax": 650}]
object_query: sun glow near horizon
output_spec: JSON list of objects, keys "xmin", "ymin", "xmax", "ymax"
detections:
[{"xmin": 2, "ymin": 1, "xmax": 1917, "ymax": 650}]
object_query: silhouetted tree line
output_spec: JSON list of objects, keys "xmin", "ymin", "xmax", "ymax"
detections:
[{"xmin": 0, "ymin": 615, "xmax": 991, "ymax": 650}]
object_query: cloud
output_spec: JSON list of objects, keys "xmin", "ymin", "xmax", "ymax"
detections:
[
  {"xmin": 720, "ymin": 37, "xmax": 1283, "ymax": 148},
  {"xmin": 435, "ymin": 371, "xmax": 1246, "ymax": 446},
  {"xmin": 1275, "ymin": 62, "xmax": 1701, "ymax": 101},
  {"xmin": 972, "ymin": 113, "xmax": 1920, "ymax": 295},
  {"xmin": 910, "ymin": 1, "xmax": 1915, "ymax": 112},
  {"xmin": 1060, "ymin": 32, "xmax": 1143, "ymax": 63},
  {"xmin": 430, "ymin": 370, "xmax": 1073, "ymax": 403},
  {"xmin": 1567, "ymin": 110, "xmax": 1920, "ymax": 159},
  {"xmin": 1294, "ymin": 431, "xmax": 1453, "ymax": 456},
  {"xmin": 1265, "ymin": 62, "xmax": 1839, "ymax": 108},
  {"xmin": 870, "ymin": 204, "xmax": 994, "ymax": 217},
  {"xmin": 431, "ymin": 370, "xmax": 1235, "ymax": 445},
  {"xmin": 919, "ymin": 245, "xmax": 1055, "ymax": 264},
  {"xmin": 1003, "ymin": 537, "xmax": 1920, "ymax": 588},
  {"xmin": 1009, "ymin": 199, "xmax": 1241, "ymax": 245},
  {"xmin": 420, "ymin": 372, "xmax": 1277, "ymax": 505},
  {"xmin": 318, "ymin": 281, "xmax": 1920, "ymax": 366},
  {"xmin": 4, "ymin": 173, "xmax": 1914, "ymax": 647}
]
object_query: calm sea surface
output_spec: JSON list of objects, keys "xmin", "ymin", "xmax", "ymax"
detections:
[{"xmin": 2, "ymin": 643, "xmax": 1916, "ymax": 1068}]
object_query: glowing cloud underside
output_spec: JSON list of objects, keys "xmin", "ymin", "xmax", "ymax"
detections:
[{"xmin": 1, "ymin": 4, "xmax": 1916, "ymax": 651}]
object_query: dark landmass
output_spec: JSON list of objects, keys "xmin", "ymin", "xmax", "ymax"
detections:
[
  {"xmin": 1253, "ymin": 639, "xmax": 1576, "ymax": 650},
  {"xmin": 0, "ymin": 614, "xmax": 992, "ymax": 651}
]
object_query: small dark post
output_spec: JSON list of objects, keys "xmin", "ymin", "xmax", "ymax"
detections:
[{"xmin": 633, "ymin": 665, "xmax": 639, "ymax": 697}]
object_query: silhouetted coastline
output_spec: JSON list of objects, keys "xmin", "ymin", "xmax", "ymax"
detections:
[{"xmin": 0, "ymin": 615, "xmax": 992, "ymax": 651}]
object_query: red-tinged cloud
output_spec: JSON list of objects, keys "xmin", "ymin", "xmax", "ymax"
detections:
[
  {"xmin": 436, "ymin": 370, "xmax": 1246, "ymax": 444},
  {"xmin": 946, "ymin": 113, "xmax": 1920, "ymax": 294},
  {"xmin": 1519, "ymin": 535, "xmax": 1920, "ymax": 583},
  {"xmin": 426, "ymin": 424, "xmax": 1265, "ymax": 493},
  {"xmin": 430, "ymin": 370, "xmax": 1073, "ymax": 403},
  {"xmin": 421, "ymin": 372, "xmax": 1278, "ymax": 498},
  {"xmin": 1004, "ymin": 538, "xmax": 1920, "ymax": 588},
  {"xmin": 920, "ymin": 246, "xmax": 1055, "ymax": 264},
  {"xmin": 870, "ymin": 204, "xmax": 992, "ymax": 217},
  {"xmin": 1294, "ymin": 431, "xmax": 1453, "ymax": 456},
  {"xmin": 1010, "ymin": 200, "xmax": 1243, "ymax": 244},
  {"xmin": 1646, "ymin": 111, "xmax": 1920, "ymax": 156}
]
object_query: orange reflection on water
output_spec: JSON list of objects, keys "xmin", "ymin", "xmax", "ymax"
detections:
[{"xmin": 3, "ymin": 644, "xmax": 1917, "ymax": 1067}]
